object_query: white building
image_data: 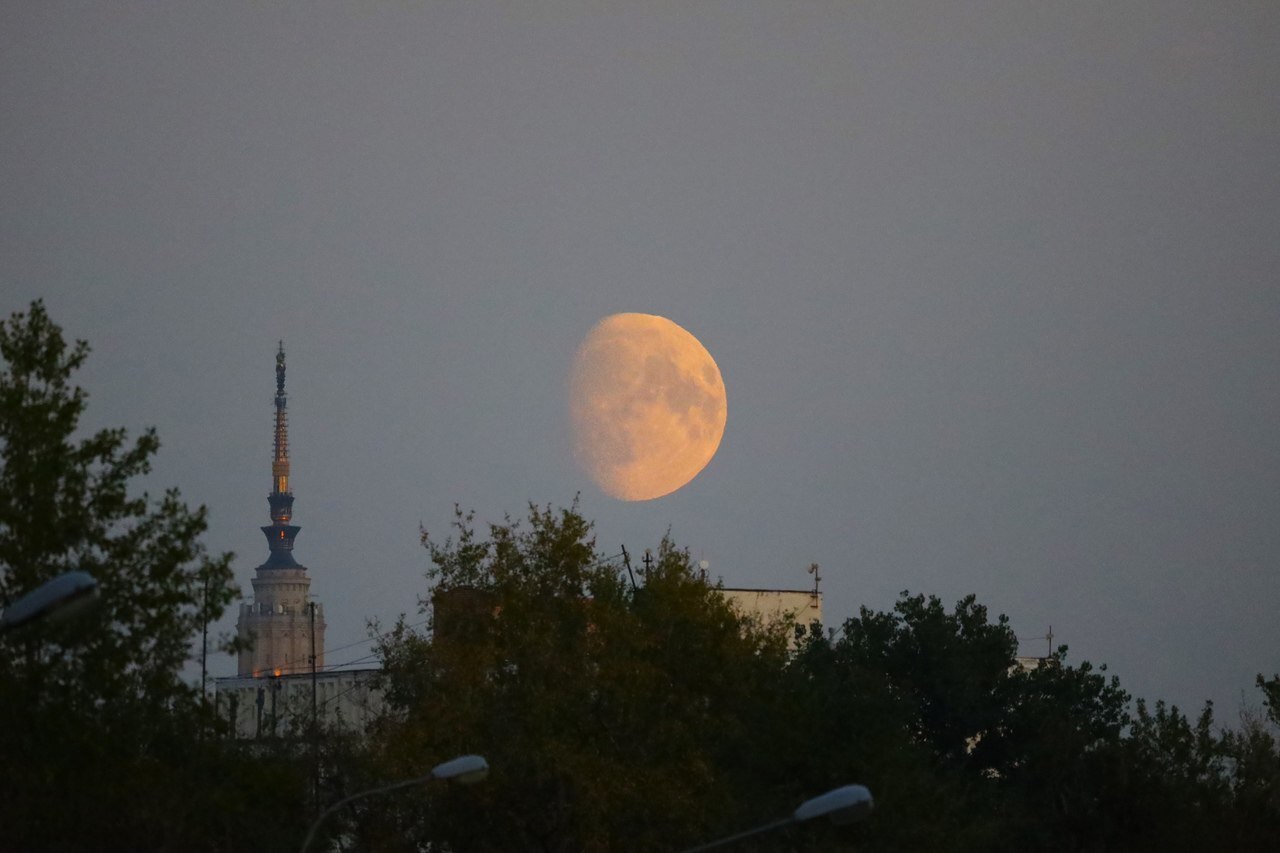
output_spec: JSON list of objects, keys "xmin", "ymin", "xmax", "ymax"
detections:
[
  {"xmin": 216, "ymin": 668, "xmax": 383, "ymax": 738},
  {"xmin": 720, "ymin": 586, "xmax": 822, "ymax": 648}
]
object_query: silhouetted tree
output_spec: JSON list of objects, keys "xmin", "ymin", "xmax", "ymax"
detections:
[
  {"xmin": 0, "ymin": 301, "xmax": 308, "ymax": 851},
  {"xmin": 367, "ymin": 503, "xmax": 794, "ymax": 853},
  {"xmin": 785, "ymin": 594, "xmax": 1021, "ymax": 851}
]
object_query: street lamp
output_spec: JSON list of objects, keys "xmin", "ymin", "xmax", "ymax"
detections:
[
  {"xmin": 0, "ymin": 571, "xmax": 99, "ymax": 634},
  {"xmin": 298, "ymin": 754, "xmax": 489, "ymax": 853},
  {"xmin": 680, "ymin": 784, "xmax": 873, "ymax": 852}
]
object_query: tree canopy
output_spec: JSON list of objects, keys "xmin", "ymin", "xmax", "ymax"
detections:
[
  {"xmin": 0, "ymin": 301, "xmax": 308, "ymax": 852},
  {"xmin": 364, "ymin": 504, "xmax": 794, "ymax": 852},
  {"xmin": 353, "ymin": 502, "xmax": 1280, "ymax": 852}
]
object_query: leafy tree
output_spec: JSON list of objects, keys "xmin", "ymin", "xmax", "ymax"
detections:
[
  {"xmin": 966, "ymin": 649, "xmax": 1129, "ymax": 849},
  {"xmin": 0, "ymin": 300, "xmax": 235, "ymax": 696},
  {"xmin": 1256, "ymin": 673, "xmax": 1280, "ymax": 727},
  {"xmin": 836, "ymin": 593, "xmax": 1019, "ymax": 768},
  {"xmin": 1220, "ymin": 702, "xmax": 1280, "ymax": 848},
  {"xmin": 365, "ymin": 503, "xmax": 794, "ymax": 853},
  {"xmin": 1111, "ymin": 699, "xmax": 1227, "ymax": 850},
  {"xmin": 360, "ymin": 510, "xmax": 1280, "ymax": 852},
  {"xmin": 0, "ymin": 301, "xmax": 306, "ymax": 851},
  {"xmin": 785, "ymin": 594, "xmax": 1022, "ymax": 852}
]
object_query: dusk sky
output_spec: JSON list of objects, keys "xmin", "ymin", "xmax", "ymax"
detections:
[{"xmin": 4, "ymin": 2, "xmax": 1278, "ymax": 717}]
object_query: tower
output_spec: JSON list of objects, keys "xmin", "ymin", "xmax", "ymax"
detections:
[{"xmin": 236, "ymin": 343, "xmax": 326, "ymax": 677}]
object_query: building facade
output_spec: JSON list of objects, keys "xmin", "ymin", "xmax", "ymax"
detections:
[
  {"xmin": 720, "ymin": 587, "xmax": 822, "ymax": 648},
  {"xmin": 217, "ymin": 669, "xmax": 383, "ymax": 739}
]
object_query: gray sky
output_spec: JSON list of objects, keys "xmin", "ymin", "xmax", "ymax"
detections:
[{"xmin": 4, "ymin": 2, "xmax": 1278, "ymax": 717}]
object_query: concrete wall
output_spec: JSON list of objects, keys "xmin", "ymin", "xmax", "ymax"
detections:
[
  {"xmin": 719, "ymin": 588, "xmax": 822, "ymax": 648},
  {"xmin": 215, "ymin": 668, "xmax": 383, "ymax": 738}
]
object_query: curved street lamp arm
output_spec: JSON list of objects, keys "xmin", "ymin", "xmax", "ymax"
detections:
[
  {"xmin": 298, "ymin": 773, "xmax": 431, "ymax": 853},
  {"xmin": 679, "ymin": 817, "xmax": 794, "ymax": 853},
  {"xmin": 298, "ymin": 755, "xmax": 488, "ymax": 853},
  {"xmin": 678, "ymin": 783, "xmax": 873, "ymax": 852}
]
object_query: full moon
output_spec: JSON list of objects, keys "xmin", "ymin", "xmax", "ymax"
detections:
[{"xmin": 570, "ymin": 312, "xmax": 727, "ymax": 501}]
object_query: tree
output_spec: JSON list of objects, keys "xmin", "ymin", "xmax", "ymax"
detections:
[
  {"xmin": 365, "ymin": 503, "xmax": 795, "ymax": 853},
  {"xmin": 0, "ymin": 301, "xmax": 306, "ymax": 851},
  {"xmin": 357, "ymin": 501, "xmax": 1280, "ymax": 852},
  {"xmin": 1256, "ymin": 673, "xmax": 1280, "ymax": 727},
  {"xmin": 1221, "ymin": 704, "xmax": 1280, "ymax": 848},
  {"xmin": 982, "ymin": 650, "xmax": 1132, "ymax": 851},
  {"xmin": 0, "ymin": 300, "xmax": 236, "ymax": 696},
  {"xmin": 784, "ymin": 594, "xmax": 1023, "ymax": 852},
  {"xmin": 836, "ymin": 593, "xmax": 1019, "ymax": 768}
]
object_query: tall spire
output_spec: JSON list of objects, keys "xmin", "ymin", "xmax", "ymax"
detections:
[
  {"xmin": 271, "ymin": 341, "xmax": 290, "ymax": 503},
  {"xmin": 235, "ymin": 343, "xmax": 325, "ymax": 679},
  {"xmin": 261, "ymin": 342, "xmax": 301, "ymax": 568}
]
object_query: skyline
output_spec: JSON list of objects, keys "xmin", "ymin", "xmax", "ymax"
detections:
[{"xmin": 4, "ymin": 2, "xmax": 1278, "ymax": 717}]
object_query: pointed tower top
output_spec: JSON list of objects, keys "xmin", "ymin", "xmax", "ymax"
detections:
[
  {"xmin": 275, "ymin": 341, "xmax": 286, "ymax": 398},
  {"xmin": 271, "ymin": 343, "xmax": 289, "ymax": 497},
  {"xmin": 261, "ymin": 342, "xmax": 301, "ymax": 569}
]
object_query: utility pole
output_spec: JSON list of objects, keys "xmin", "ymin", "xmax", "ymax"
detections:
[
  {"xmin": 310, "ymin": 600, "xmax": 319, "ymax": 815},
  {"xmin": 310, "ymin": 601, "xmax": 318, "ymax": 726},
  {"xmin": 621, "ymin": 545, "xmax": 637, "ymax": 591},
  {"xmin": 200, "ymin": 572, "xmax": 209, "ymax": 737}
]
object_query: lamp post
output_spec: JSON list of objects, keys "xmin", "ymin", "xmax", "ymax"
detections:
[
  {"xmin": 0, "ymin": 571, "xmax": 99, "ymax": 634},
  {"xmin": 298, "ymin": 754, "xmax": 489, "ymax": 853},
  {"xmin": 679, "ymin": 784, "xmax": 873, "ymax": 852}
]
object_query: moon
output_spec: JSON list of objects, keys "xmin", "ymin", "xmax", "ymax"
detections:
[{"xmin": 570, "ymin": 312, "xmax": 727, "ymax": 501}]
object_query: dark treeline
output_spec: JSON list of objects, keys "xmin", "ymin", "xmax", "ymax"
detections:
[
  {"xmin": 2, "ymin": 301, "xmax": 1277, "ymax": 852},
  {"xmin": 359, "ymin": 505, "xmax": 1280, "ymax": 853}
]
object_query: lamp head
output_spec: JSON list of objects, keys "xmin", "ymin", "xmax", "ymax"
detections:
[
  {"xmin": 792, "ymin": 784, "xmax": 873, "ymax": 825},
  {"xmin": 0, "ymin": 571, "xmax": 98, "ymax": 633},
  {"xmin": 430, "ymin": 754, "xmax": 489, "ymax": 785}
]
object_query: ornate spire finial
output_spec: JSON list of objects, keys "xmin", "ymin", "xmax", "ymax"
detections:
[
  {"xmin": 262, "ymin": 342, "xmax": 300, "ymax": 567},
  {"xmin": 276, "ymin": 340, "xmax": 286, "ymax": 396},
  {"xmin": 271, "ymin": 342, "xmax": 289, "ymax": 498}
]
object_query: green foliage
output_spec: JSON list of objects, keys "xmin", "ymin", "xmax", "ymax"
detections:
[
  {"xmin": 838, "ymin": 593, "xmax": 1019, "ymax": 766},
  {"xmin": 369, "ymin": 503, "xmax": 792, "ymax": 852},
  {"xmin": 365, "ymin": 506, "xmax": 1280, "ymax": 852},
  {"xmin": 0, "ymin": 301, "xmax": 307, "ymax": 851},
  {"xmin": 0, "ymin": 301, "xmax": 237, "ymax": 703},
  {"xmin": 785, "ymin": 594, "xmax": 1027, "ymax": 851},
  {"xmin": 1257, "ymin": 673, "xmax": 1280, "ymax": 726},
  {"xmin": 1220, "ymin": 705, "xmax": 1280, "ymax": 847}
]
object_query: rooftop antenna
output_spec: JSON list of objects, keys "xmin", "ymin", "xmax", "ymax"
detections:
[
  {"xmin": 698, "ymin": 559, "xmax": 710, "ymax": 582},
  {"xmin": 807, "ymin": 563, "xmax": 822, "ymax": 601},
  {"xmin": 1018, "ymin": 626, "xmax": 1055, "ymax": 658}
]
